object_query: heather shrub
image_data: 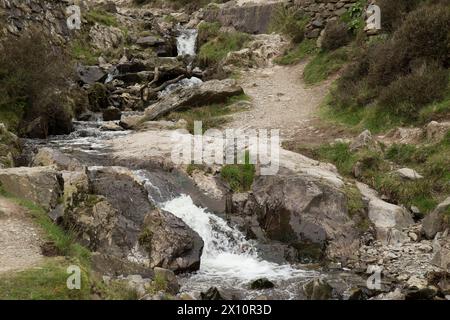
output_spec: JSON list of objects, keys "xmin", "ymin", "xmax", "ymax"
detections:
[
  {"xmin": 378, "ymin": 63, "xmax": 449, "ymax": 118},
  {"xmin": 321, "ymin": 21, "xmax": 351, "ymax": 51}
]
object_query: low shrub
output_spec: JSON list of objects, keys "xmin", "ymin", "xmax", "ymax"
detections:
[
  {"xmin": 321, "ymin": 21, "xmax": 351, "ymax": 51},
  {"xmin": 0, "ymin": 29, "xmax": 74, "ymax": 136},
  {"xmin": 378, "ymin": 63, "xmax": 449, "ymax": 118}
]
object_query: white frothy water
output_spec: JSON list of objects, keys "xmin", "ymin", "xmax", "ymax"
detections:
[
  {"xmin": 177, "ymin": 28, "xmax": 198, "ymax": 56},
  {"xmin": 162, "ymin": 195, "xmax": 311, "ymax": 285}
]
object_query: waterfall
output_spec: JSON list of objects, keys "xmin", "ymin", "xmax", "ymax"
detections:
[
  {"xmin": 176, "ymin": 28, "xmax": 198, "ymax": 57},
  {"xmin": 162, "ymin": 195, "xmax": 313, "ymax": 285}
]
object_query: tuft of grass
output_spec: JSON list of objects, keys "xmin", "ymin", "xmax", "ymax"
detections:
[
  {"xmin": 85, "ymin": 9, "xmax": 118, "ymax": 27},
  {"xmin": 71, "ymin": 39, "xmax": 100, "ymax": 65},
  {"xmin": 303, "ymin": 47, "xmax": 350, "ymax": 85},
  {"xmin": 220, "ymin": 151, "xmax": 255, "ymax": 192},
  {"xmin": 315, "ymin": 142, "xmax": 356, "ymax": 176},
  {"xmin": 198, "ymin": 32, "xmax": 251, "ymax": 66},
  {"xmin": 274, "ymin": 39, "xmax": 317, "ymax": 65},
  {"xmin": 320, "ymin": 99, "xmax": 406, "ymax": 134},
  {"xmin": 166, "ymin": 94, "xmax": 250, "ymax": 134}
]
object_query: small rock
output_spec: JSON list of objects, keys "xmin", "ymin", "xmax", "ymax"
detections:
[
  {"xmin": 408, "ymin": 232, "xmax": 418, "ymax": 242},
  {"xmin": 102, "ymin": 107, "xmax": 122, "ymax": 121},
  {"xmin": 250, "ymin": 278, "xmax": 275, "ymax": 290},
  {"xmin": 418, "ymin": 243, "xmax": 433, "ymax": 253},
  {"xmin": 396, "ymin": 168, "xmax": 423, "ymax": 180}
]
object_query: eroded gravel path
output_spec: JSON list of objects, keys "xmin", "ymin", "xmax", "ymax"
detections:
[
  {"xmin": 0, "ymin": 197, "xmax": 44, "ymax": 274},
  {"xmin": 228, "ymin": 61, "xmax": 338, "ymax": 142}
]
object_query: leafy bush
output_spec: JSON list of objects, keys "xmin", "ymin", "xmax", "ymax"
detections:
[
  {"xmin": 0, "ymin": 30, "xmax": 74, "ymax": 136},
  {"xmin": 321, "ymin": 21, "xmax": 351, "ymax": 51},
  {"xmin": 331, "ymin": 3, "xmax": 450, "ymax": 122},
  {"xmin": 340, "ymin": 0, "xmax": 367, "ymax": 34}
]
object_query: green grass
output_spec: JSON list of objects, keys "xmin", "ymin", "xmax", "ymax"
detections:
[
  {"xmin": 198, "ymin": 32, "xmax": 251, "ymax": 66},
  {"xmin": 320, "ymin": 99, "xmax": 406, "ymax": 134},
  {"xmin": 85, "ymin": 9, "xmax": 118, "ymax": 27},
  {"xmin": 165, "ymin": 94, "xmax": 250, "ymax": 134},
  {"xmin": 71, "ymin": 39, "xmax": 100, "ymax": 65},
  {"xmin": 310, "ymin": 130, "xmax": 450, "ymax": 215},
  {"xmin": 419, "ymin": 84, "xmax": 450, "ymax": 123},
  {"xmin": 274, "ymin": 39, "xmax": 317, "ymax": 65},
  {"xmin": 220, "ymin": 151, "xmax": 255, "ymax": 192},
  {"xmin": 303, "ymin": 47, "xmax": 350, "ymax": 85},
  {"xmin": 0, "ymin": 259, "xmax": 91, "ymax": 300}
]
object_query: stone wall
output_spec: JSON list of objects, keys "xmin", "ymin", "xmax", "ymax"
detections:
[
  {"xmin": 0, "ymin": 0, "xmax": 83, "ymax": 43},
  {"xmin": 203, "ymin": 0, "xmax": 358, "ymax": 38},
  {"xmin": 294, "ymin": 0, "xmax": 358, "ymax": 38}
]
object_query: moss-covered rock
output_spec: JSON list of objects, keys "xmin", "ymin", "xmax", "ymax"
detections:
[{"xmin": 0, "ymin": 123, "xmax": 21, "ymax": 168}]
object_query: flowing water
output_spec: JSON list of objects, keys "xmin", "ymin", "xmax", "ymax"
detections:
[
  {"xmin": 161, "ymin": 195, "xmax": 317, "ymax": 299},
  {"xmin": 176, "ymin": 27, "xmax": 198, "ymax": 57}
]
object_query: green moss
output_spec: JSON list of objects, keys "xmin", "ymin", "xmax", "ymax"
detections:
[
  {"xmin": 274, "ymin": 39, "xmax": 318, "ymax": 65},
  {"xmin": 95, "ymin": 280, "xmax": 139, "ymax": 300},
  {"xmin": 220, "ymin": 151, "xmax": 255, "ymax": 192}
]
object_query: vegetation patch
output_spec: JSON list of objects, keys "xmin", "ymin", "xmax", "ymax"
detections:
[
  {"xmin": 85, "ymin": 9, "xmax": 119, "ymax": 27},
  {"xmin": 308, "ymin": 130, "xmax": 450, "ymax": 215},
  {"xmin": 269, "ymin": 5, "xmax": 309, "ymax": 43},
  {"xmin": 303, "ymin": 46, "xmax": 350, "ymax": 85},
  {"xmin": 198, "ymin": 31, "xmax": 251, "ymax": 67},
  {"xmin": 220, "ymin": 151, "xmax": 255, "ymax": 192},
  {"xmin": 165, "ymin": 94, "xmax": 250, "ymax": 134},
  {"xmin": 274, "ymin": 39, "xmax": 317, "ymax": 65},
  {"xmin": 328, "ymin": 2, "xmax": 450, "ymax": 128}
]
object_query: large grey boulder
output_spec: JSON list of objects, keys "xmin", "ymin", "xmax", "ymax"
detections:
[
  {"xmin": 144, "ymin": 79, "xmax": 244, "ymax": 120},
  {"xmin": 423, "ymin": 197, "xmax": 450, "ymax": 239},
  {"xmin": 357, "ymin": 182, "xmax": 414, "ymax": 244},
  {"xmin": 247, "ymin": 172, "xmax": 360, "ymax": 262},
  {"xmin": 431, "ymin": 231, "xmax": 450, "ymax": 272},
  {"xmin": 31, "ymin": 147, "xmax": 83, "ymax": 171},
  {"xmin": 62, "ymin": 166, "xmax": 203, "ymax": 274},
  {"xmin": 140, "ymin": 208, "xmax": 204, "ymax": 273},
  {"xmin": 76, "ymin": 64, "xmax": 106, "ymax": 85},
  {"xmin": 0, "ymin": 166, "xmax": 63, "ymax": 210}
]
